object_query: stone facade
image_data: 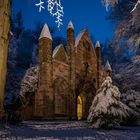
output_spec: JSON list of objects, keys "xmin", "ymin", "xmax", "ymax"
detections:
[
  {"xmin": 0, "ymin": 0, "xmax": 11, "ymax": 115},
  {"xmin": 33, "ymin": 22, "xmax": 105, "ymax": 120}
]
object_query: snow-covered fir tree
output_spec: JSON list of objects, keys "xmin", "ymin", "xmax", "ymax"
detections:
[{"xmin": 87, "ymin": 76, "xmax": 136, "ymax": 129}]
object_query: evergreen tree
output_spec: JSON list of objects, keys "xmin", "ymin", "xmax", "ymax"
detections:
[
  {"xmin": 87, "ymin": 76, "xmax": 136, "ymax": 129},
  {"xmin": 12, "ymin": 11, "xmax": 24, "ymax": 38}
]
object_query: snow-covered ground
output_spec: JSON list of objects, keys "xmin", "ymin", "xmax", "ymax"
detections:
[{"xmin": 0, "ymin": 121, "xmax": 140, "ymax": 140}]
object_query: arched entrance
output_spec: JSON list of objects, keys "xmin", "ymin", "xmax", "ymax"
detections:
[{"xmin": 77, "ymin": 96, "xmax": 83, "ymax": 120}]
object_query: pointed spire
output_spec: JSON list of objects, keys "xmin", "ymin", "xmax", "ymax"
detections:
[
  {"xmin": 105, "ymin": 60, "xmax": 112, "ymax": 71},
  {"xmin": 95, "ymin": 41, "xmax": 100, "ymax": 48},
  {"xmin": 39, "ymin": 24, "xmax": 52, "ymax": 40},
  {"xmin": 67, "ymin": 21, "xmax": 74, "ymax": 29}
]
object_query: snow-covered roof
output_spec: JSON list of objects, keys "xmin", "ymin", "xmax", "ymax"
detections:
[
  {"xmin": 53, "ymin": 44, "xmax": 63, "ymax": 57},
  {"xmin": 105, "ymin": 60, "xmax": 112, "ymax": 71},
  {"xmin": 67, "ymin": 21, "xmax": 74, "ymax": 29},
  {"xmin": 39, "ymin": 24, "xmax": 52, "ymax": 40},
  {"xmin": 75, "ymin": 29, "xmax": 86, "ymax": 47},
  {"xmin": 95, "ymin": 41, "xmax": 100, "ymax": 48}
]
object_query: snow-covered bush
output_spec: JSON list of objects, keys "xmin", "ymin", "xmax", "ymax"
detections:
[
  {"xmin": 121, "ymin": 89, "xmax": 140, "ymax": 114},
  {"xmin": 3, "ymin": 66, "xmax": 39, "ymax": 123},
  {"xmin": 87, "ymin": 76, "xmax": 136, "ymax": 129},
  {"xmin": 20, "ymin": 66, "xmax": 39, "ymax": 98}
]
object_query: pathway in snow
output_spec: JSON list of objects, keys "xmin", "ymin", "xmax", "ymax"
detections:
[{"xmin": 0, "ymin": 121, "xmax": 140, "ymax": 140}]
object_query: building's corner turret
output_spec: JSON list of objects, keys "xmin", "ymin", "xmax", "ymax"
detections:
[
  {"xmin": 38, "ymin": 24, "xmax": 52, "ymax": 66},
  {"xmin": 35, "ymin": 24, "xmax": 53, "ymax": 118},
  {"xmin": 67, "ymin": 21, "xmax": 76, "ymax": 119},
  {"xmin": 95, "ymin": 41, "xmax": 102, "ymax": 88},
  {"xmin": 67, "ymin": 21, "xmax": 75, "ymax": 52},
  {"xmin": 95, "ymin": 41, "xmax": 101, "ymax": 60},
  {"xmin": 39, "ymin": 24, "xmax": 52, "ymax": 40},
  {"xmin": 105, "ymin": 60, "xmax": 112, "ymax": 77},
  {"xmin": 67, "ymin": 20, "xmax": 75, "ymax": 82}
]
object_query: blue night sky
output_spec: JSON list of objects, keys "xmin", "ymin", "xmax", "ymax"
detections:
[{"xmin": 12, "ymin": 0, "xmax": 114, "ymax": 44}]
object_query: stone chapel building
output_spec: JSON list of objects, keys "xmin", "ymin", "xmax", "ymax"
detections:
[{"xmin": 30, "ymin": 21, "xmax": 111, "ymax": 120}]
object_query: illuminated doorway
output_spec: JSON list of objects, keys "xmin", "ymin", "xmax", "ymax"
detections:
[{"xmin": 77, "ymin": 96, "xmax": 83, "ymax": 120}]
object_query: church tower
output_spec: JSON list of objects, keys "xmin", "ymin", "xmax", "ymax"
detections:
[
  {"xmin": 34, "ymin": 24, "xmax": 53, "ymax": 118},
  {"xmin": 67, "ymin": 21, "xmax": 75, "ymax": 87},
  {"xmin": 66, "ymin": 21, "xmax": 76, "ymax": 119},
  {"xmin": 95, "ymin": 41, "xmax": 102, "ymax": 88}
]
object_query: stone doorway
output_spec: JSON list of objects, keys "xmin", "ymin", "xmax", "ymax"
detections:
[{"xmin": 77, "ymin": 96, "xmax": 83, "ymax": 120}]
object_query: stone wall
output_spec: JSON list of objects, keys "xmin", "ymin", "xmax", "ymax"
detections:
[
  {"xmin": 34, "ymin": 37, "xmax": 53, "ymax": 118},
  {"xmin": 75, "ymin": 31, "xmax": 97, "ymax": 83},
  {"xmin": 53, "ymin": 60, "xmax": 69, "ymax": 117},
  {"xmin": 34, "ymin": 24, "xmax": 103, "ymax": 120},
  {"xmin": 67, "ymin": 27, "xmax": 76, "ymax": 119},
  {"xmin": 0, "ymin": 0, "xmax": 11, "ymax": 115},
  {"xmin": 75, "ymin": 32, "xmax": 98, "ymax": 119}
]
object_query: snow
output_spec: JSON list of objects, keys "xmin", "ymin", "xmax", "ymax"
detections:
[
  {"xmin": 53, "ymin": 44, "xmax": 63, "ymax": 57},
  {"xmin": 105, "ymin": 60, "xmax": 112, "ymax": 71},
  {"xmin": 75, "ymin": 29, "xmax": 86, "ymax": 47},
  {"xmin": 87, "ymin": 76, "xmax": 136, "ymax": 129},
  {"xmin": 95, "ymin": 41, "xmax": 100, "ymax": 48},
  {"xmin": 110, "ymin": 1, "xmax": 140, "ymax": 48},
  {"xmin": 24, "ymin": 121, "xmax": 88, "ymax": 130},
  {"xmin": 121, "ymin": 90, "xmax": 140, "ymax": 114},
  {"xmin": 131, "ymin": 0, "xmax": 140, "ymax": 12},
  {"xmin": 0, "ymin": 121, "xmax": 140, "ymax": 139},
  {"xmin": 104, "ymin": 0, "xmax": 140, "ymax": 12},
  {"xmin": 9, "ymin": 31, "xmax": 13, "ymax": 37},
  {"xmin": 67, "ymin": 21, "xmax": 74, "ymax": 29},
  {"xmin": 39, "ymin": 24, "xmax": 52, "ymax": 40},
  {"xmin": 20, "ymin": 66, "xmax": 39, "ymax": 97},
  {"xmin": 113, "ymin": 56, "xmax": 140, "ymax": 113}
]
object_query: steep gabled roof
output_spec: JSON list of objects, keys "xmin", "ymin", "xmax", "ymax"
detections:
[
  {"xmin": 53, "ymin": 44, "xmax": 68, "ymax": 64},
  {"xmin": 75, "ymin": 29, "xmax": 87, "ymax": 47},
  {"xmin": 39, "ymin": 24, "xmax": 52, "ymax": 40},
  {"xmin": 53, "ymin": 44, "xmax": 62, "ymax": 57}
]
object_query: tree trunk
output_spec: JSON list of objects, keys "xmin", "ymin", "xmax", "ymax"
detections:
[{"xmin": 0, "ymin": 0, "xmax": 11, "ymax": 116}]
